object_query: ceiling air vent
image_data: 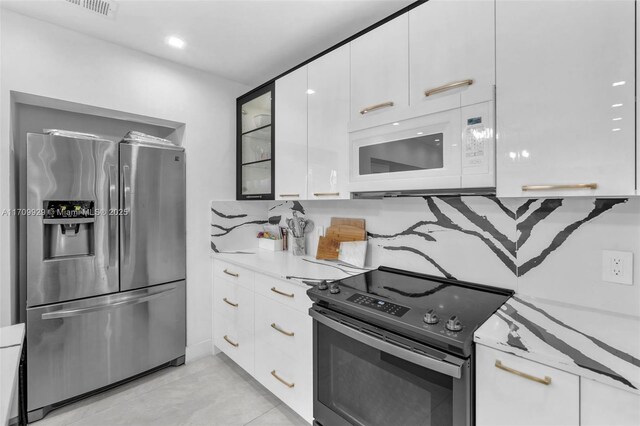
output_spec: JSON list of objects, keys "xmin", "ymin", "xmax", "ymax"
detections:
[{"xmin": 65, "ymin": 0, "xmax": 118, "ymax": 19}]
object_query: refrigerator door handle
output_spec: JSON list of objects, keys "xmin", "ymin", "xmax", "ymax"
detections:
[
  {"xmin": 122, "ymin": 164, "xmax": 132, "ymax": 265},
  {"xmin": 108, "ymin": 165, "xmax": 118, "ymax": 267},
  {"xmin": 41, "ymin": 285, "xmax": 177, "ymax": 320}
]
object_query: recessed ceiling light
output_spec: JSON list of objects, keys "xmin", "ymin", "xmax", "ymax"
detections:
[
  {"xmin": 166, "ymin": 36, "xmax": 185, "ymax": 49},
  {"xmin": 392, "ymin": 122, "xmax": 399, "ymax": 126},
  {"xmin": 613, "ymin": 117, "xmax": 622, "ymax": 121},
  {"xmin": 612, "ymin": 81, "xmax": 626, "ymax": 87},
  {"xmin": 306, "ymin": 89, "xmax": 315, "ymax": 95},
  {"xmin": 612, "ymin": 103, "xmax": 623, "ymax": 108}
]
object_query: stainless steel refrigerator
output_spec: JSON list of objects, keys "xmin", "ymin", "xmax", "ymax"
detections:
[{"xmin": 24, "ymin": 132, "xmax": 186, "ymax": 422}]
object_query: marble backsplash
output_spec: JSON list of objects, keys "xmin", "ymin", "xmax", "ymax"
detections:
[{"xmin": 211, "ymin": 197, "xmax": 640, "ymax": 318}]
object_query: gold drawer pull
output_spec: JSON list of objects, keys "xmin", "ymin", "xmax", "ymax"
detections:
[
  {"xmin": 271, "ymin": 370, "xmax": 295, "ymax": 388},
  {"xmin": 360, "ymin": 101, "xmax": 394, "ymax": 115},
  {"xmin": 279, "ymin": 193, "xmax": 300, "ymax": 197},
  {"xmin": 223, "ymin": 298, "xmax": 238, "ymax": 308},
  {"xmin": 495, "ymin": 360, "xmax": 551, "ymax": 385},
  {"xmin": 424, "ymin": 79, "xmax": 474, "ymax": 97},
  {"xmin": 271, "ymin": 287, "xmax": 295, "ymax": 298},
  {"xmin": 223, "ymin": 335, "xmax": 239, "ymax": 347},
  {"xmin": 223, "ymin": 269, "xmax": 239, "ymax": 277},
  {"xmin": 313, "ymin": 192, "xmax": 340, "ymax": 197},
  {"xmin": 271, "ymin": 323, "xmax": 295, "ymax": 337},
  {"xmin": 522, "ymin": 183, "xmax": 597, "ymax": 191}
]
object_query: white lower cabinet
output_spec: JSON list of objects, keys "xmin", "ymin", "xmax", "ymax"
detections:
[
  {"xmin": 581, "ymin": 379, "xmax": 640, "ymax": 426},
  {"xmin": 213, "ymin": 261, "xmax": 312, "ymax": 423},
  {"xmin": 213, "ymin": 276, "xmax": 255, "ymax": 375},
  {"xmin": 254, "ymin": 294, "xmax": 313, "ymax": 422},
  {"xmin": 476, "ymin": 344, "xmax": 579, "ymax": 426}
]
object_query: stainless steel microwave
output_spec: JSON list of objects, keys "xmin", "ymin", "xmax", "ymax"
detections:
[{"xmin": 348, "ymin": 101, "xmax": 495, "ymax": 196}]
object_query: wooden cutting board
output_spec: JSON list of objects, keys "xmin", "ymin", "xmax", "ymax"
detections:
[
  {"xmin": 316, "ymin": 236, "xmax": 341, "ymax": 260},
  {"xmin": 326, "ymin": 225, "xmax": 366, "ymax": 242},
  {"xmin": 330, "ymin": 217, "xmax": 366, "ymax": 229}
]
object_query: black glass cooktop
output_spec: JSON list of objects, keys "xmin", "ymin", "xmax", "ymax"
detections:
[{"xmin": 308, "ymin": 266, "xmax": 514, "ymax": 357}]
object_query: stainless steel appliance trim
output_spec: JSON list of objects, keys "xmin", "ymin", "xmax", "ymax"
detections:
[
  {"xmin": 310, "ymin": 310, "xmax": 462, "ymax": 378},
  {"xmin": 121, "ymin": 140, "xmax": 185, "ymax": 151},
  {"xmin": 42, "ymin": 218, "xmax": 95, "ymax": 225},
  {"xmin": 424, "ymin": 79, "xmax": 474, "ymax": 97},
  {"xmin": 521, "ymin": 183, "xmax": 597, "ymax": 191},
  {"xmin": 108, "ymin": 165, "xmax": 117, "ymax": 267},
  {"xmin": 122, "ymin": 164, "xmax": 132, "ymax": 265},
  {"xmin": 41, "ymin": 285, "xmax": 176, "ymax": 320}
]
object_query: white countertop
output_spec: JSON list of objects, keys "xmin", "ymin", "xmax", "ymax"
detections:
[
  {"xmin": 212, "ymin": 249, "xmax": 367, "ymax": 285},
  {"xmin": 475, "ymin": 295, "xmax": 640, "ymax": 395},
  {"xmin": 1, "ymin": 324, "xmax": 25, "ymax": 425}
]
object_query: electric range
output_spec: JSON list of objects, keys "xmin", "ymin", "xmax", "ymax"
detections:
[{"xmin": 307, "ymin": 266, "xmax": 513, "ymax": 426}]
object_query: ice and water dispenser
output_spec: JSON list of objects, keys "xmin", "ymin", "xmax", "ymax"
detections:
[{"xmin": 42, "ymin": 200, "xmax": 95, "ymax": 259}]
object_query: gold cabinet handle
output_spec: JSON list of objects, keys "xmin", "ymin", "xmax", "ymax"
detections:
[
  {"xmin": 223, "ymin": 298, "xmax": 238, "ymax": 308},
  {"xmin": 279, "ymin": 193, "xmax": 300, "ymax": 197},
  {"xmin": 271, "ymin": 323, "xmax": 295, "ymax": 337},
  {"xmin": 360, "ymin": 101, "xmax": 394, "ymax": 115},
  {"xmin": 313, "ymin": 192, "xmax": 340, "ymax": 197},
  {"xmin": 424, "ymin": 79, "xmax": 474, "ymax": 97},
  {"xmin": 522, "ymin": 183, "xmax": 597, "ymax": 191},
  {"xmin": 271, "ymin": 370, "xmax": 295, "ymax": 388},
  {"xmin": 223, "ymin": 335, "xmax": 239, "ymax": 347},
  {"xmin": 271, "ymin": 287, "xmax": 295, "ymax": 298},
  {"xmin": 495, "ymin": 360, "xmax": 551, "ymax": 385},
  {"xmin": 223, "ymin": 269, "xmax": 239, "ymax": 277}
]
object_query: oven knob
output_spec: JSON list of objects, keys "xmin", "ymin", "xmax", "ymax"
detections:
[
  {"xmin": 446, "ymin": 315, "xmax": 463, "ymax": 332},
  {"xmin": 318, "ymin": 280, "xmax": 329, "ymax": 290},
  {"xmin": 329, "ymin": 283, "xmax": 340, "ymax": 294},
  {"xmin": 423, "ymin": 309, "xmax": 439, "ymax": 324}
]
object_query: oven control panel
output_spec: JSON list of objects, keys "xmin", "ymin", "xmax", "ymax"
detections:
[{"xmin": 347, "ymin": 294, "xmax": 410, "ymax": 317}]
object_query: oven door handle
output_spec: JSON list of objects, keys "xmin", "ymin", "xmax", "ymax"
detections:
[{"xmin": 310, "ymin": 310, "xmax": 462, "ymax": 379}]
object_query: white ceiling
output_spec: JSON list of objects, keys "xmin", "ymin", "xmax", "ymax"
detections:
[{"xmin": 1, "ymin": 0, "xmax": 414, "ymax": 86}]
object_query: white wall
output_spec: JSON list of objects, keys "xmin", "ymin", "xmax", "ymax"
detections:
[{"xmin": 0, "ymin": 10, "xmax": 249, "ymax": 358}]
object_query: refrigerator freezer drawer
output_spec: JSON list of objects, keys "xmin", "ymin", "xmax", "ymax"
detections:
[{"xmin": 26, "ymin": 281, "xmax": 186, "ymax": 413}]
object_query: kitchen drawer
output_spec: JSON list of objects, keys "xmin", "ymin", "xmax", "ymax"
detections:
[
  {"xmin": 213, "ymin": 313, "xmax": 254, "ymax": 375},
  {"xmin": 214, "ymin": 260, "xmax": 254, "ymax": 291},
  {"xmin": 254, "ymin": 294, "xmax": 312, "ymax": 361},
  {"xmin": 213, "ymin": 278, "xmax": 254, "ymax": 333},
  {"xmin": 476, "ymin": 344, "xmax": 579, "ymax": 426},
  {"xmin": 254, "ymin": 274, "xmax": 312, "ymax": 314},
  {"xmin": 255, "ymin": 343, "xmax": 312, "ymax": 423}
]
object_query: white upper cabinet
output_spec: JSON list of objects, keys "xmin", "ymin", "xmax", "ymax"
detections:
[
  {"xmin": 496, "ymin": 0, "xmax": 636, "ymax": 197},
  {"xmin": 275, "ymin": 66, "xmax": 308, "ymax": 200},
  {"xmin": 307, "ymin": 46, "xmax": 350, "ymax": 200},
  {"xmin": 350, "ymin": 14, "xmax": 409, "ymax": 122},
  {"xmin": 409, "ymin": 0, "xmax": 495, "ymax": 115}
]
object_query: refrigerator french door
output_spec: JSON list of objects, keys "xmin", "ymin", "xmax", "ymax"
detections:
[
  {"xmin": 119, "ymin": 141, "xmax": 186, "ymax": 291},
  {"xmin": 25, "ymin": 133, "xmax": 186, "ymax": 422}
]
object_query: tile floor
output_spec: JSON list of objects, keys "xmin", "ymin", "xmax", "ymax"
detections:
[{"xmin": 36, "ymin": 354, "xmax": 309, "ymax": 426}]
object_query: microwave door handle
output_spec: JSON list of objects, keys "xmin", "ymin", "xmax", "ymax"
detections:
[
  {"xmin": 310, "ymin": 310, "xmax": 462, "ymax": 379},
  {"xmin": 108, "ymin": 165, "xmax": 117, "ymax": 267}
]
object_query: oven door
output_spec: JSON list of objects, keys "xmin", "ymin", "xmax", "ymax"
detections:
[
  {"xmin": 349, "ymin": 108, "xmax": 462, "ymax": 194},
  {"xmin": 311, "ymin": 308, "xmax": 471, "ymax": 426}
]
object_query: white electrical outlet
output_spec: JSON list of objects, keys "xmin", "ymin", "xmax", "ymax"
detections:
[{"xmin": 602, "ymin": 250, "xmax": 633, "ymax": 285}]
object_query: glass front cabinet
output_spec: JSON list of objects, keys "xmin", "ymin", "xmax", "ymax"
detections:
[{"xmin": 236, "ymin": 83, "xmax": 275, "ymax": 200}]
